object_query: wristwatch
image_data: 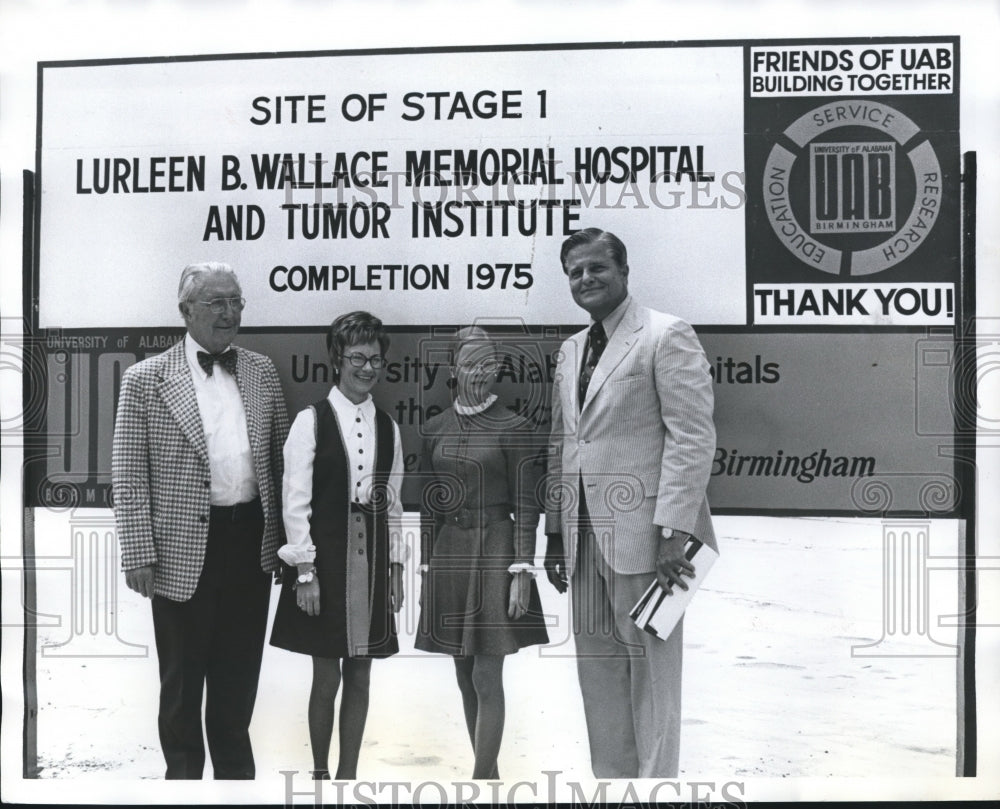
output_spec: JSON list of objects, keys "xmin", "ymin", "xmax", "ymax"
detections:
[{"xmin": 296, "ymin": 569, "xmax": 316, "ymax": 584}]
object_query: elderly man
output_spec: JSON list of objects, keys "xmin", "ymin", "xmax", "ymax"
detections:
[
  {"xmin": 544, "ymin": 228, "xmax": 717, "ymax": 778},
  {"xmin": 112, "ymin": 262, "xmax": 288, "ymax": 779}
]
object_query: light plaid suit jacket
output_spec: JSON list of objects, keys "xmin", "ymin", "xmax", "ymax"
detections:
[
  {"xmin": 112, "ymin": 339, "xmax": 289, "ymax": 601},
  {"xmin": 545, "ymin": 297, "xmax": 717, "ymax": 576}
]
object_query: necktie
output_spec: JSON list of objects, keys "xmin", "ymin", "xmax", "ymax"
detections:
[
  {"xmin": 578, "ymin": 321, "xmax": 607, "ymax": 407},
  {"xmin": 197, "ymin": 348, "xmax": 238, "ymax": 377}
]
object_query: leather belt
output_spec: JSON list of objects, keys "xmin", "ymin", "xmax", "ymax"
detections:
[
  {"xmin": 442, "ymin": 504, "xmax": 511, "ymax": 529},
  {"xmin": 210, "ymin": 498, "xmax": 262, "ymax": 522}
]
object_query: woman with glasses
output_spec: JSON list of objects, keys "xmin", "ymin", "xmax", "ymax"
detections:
[
  {"xmin": 270, "ymin": 310, "xmax": 406, "ymax": 780},
  {"xmin": 415, "ymin": 326, "xmax": 548, "ymax": 780}
]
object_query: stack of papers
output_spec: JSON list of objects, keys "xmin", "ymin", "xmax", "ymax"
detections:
[{"xmin": 630, "ymin": 538, "xmax": 719, "ymax": 639}]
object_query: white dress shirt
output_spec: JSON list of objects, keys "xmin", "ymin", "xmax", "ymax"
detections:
[
  {"xmin": 592, "ymin": 294, "xmax": 631, "ymax": 340},
  {"xmin": 184, "ymin": 335, "xmax": 259, "ymax": 506},
  {"xmin": 278, "ymin": 385, "xmax": 407, "ymax": 566}
]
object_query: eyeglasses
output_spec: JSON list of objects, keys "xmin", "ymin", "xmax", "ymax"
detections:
[
  {"xmin": 195, "ymin": 297, "xmax": 246, "ymax": 314},
  {"xmin": 343, "ymin": 352, "xmax": 386, "ymax": 369}
]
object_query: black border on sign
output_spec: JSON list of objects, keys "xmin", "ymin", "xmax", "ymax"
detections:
[
  {"xmin": 741, "ymin": 37, "xmax": 962, "ymax": 324},
  {"xmin": 34, "ymin": 34, "xmax": 961, "ymax": 69},
  {"xmin": 30, "ymin": 35, "xmax": 968, "ymax": 520}
]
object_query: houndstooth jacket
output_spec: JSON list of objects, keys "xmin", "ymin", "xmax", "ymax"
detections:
[{"xmin": 112, "ymin": 338, "xmax": 289, "ymax": 601}]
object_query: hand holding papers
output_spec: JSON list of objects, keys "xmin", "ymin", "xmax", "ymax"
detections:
[{"xmin": 630, "ymin": 536, "xmax": 719, "ymax": 639}]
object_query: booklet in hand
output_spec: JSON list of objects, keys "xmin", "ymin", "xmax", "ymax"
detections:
[{"xmin": 629, "ymin": 536, "xmax": 718, "ymax": 640}]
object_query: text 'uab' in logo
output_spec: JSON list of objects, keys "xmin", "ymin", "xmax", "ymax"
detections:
[
  {"xmin": 810, "ymin": 142, "xmax": 895, "ymax": 233},
  {"xmin": 765, "ymin": 100, "xmax": 941, "ymax": 276}
]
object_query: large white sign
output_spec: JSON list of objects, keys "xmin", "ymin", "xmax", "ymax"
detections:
[{"xmin": 38, "ymin": 47, "xmax": 746, "ymax": 327}]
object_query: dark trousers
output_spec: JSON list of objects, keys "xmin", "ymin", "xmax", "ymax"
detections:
[{"xmin": 151, "ymin": 501, "xmax": 270, "ymax": 779}]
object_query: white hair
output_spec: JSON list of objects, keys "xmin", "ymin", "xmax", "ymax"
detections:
[
  {"xmin": 449, "ymin": 325, "xmax": 497, "ymax": 367},
  {"xmin": 177, "ymin": 262, "xmax": 240, "ymax": 305}
]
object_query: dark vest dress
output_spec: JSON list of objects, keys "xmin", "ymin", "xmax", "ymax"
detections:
[{"xmin": 270, "ymin": 397, "xmax": 399, "ymax": 659}]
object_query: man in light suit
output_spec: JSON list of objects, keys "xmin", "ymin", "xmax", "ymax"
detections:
[
  {"xmin": 112, "ymin": 262, "xmax": 288, "ymax": 779},
  {"xmin": 544, "ymin": 228, "xmax": 716, "ymax": 778}
]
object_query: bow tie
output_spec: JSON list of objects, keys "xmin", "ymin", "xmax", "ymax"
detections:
[{"xmin": 197, "ymin": 348, "xmax": 238, "ymax": 377}]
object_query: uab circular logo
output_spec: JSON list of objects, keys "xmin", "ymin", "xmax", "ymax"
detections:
[{"xmin": 763, "ymin": 100, "xmax": 942, "ymax": 276}]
